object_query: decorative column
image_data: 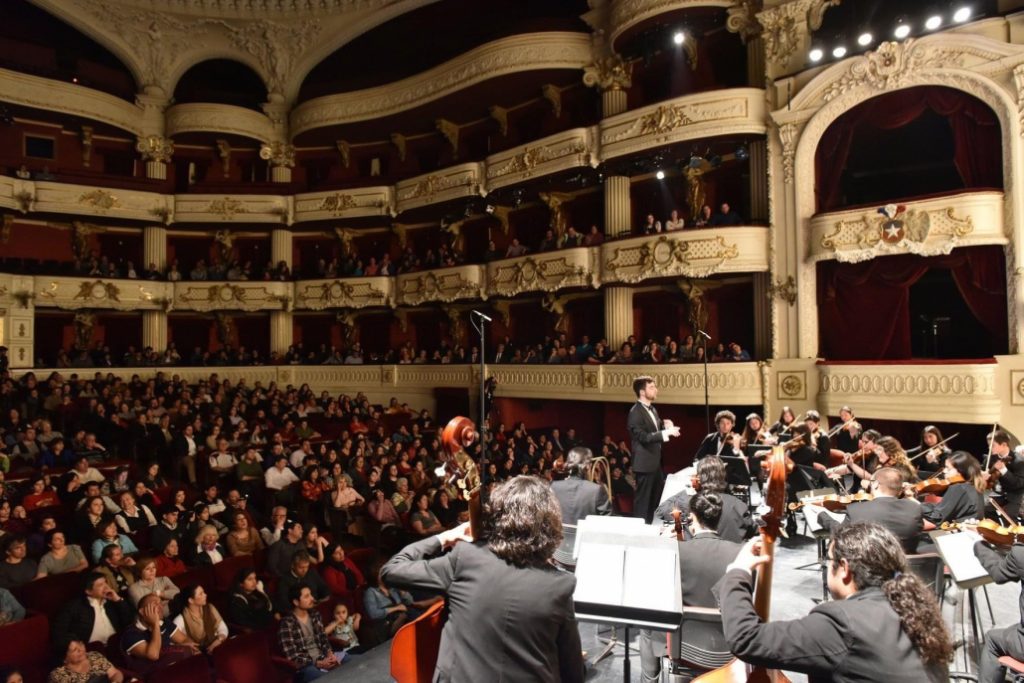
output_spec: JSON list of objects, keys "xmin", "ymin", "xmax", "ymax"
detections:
[
  {"xmin": 270, "ymin": 311, "xmax": 293, "ymax": 355},
  {"xmin": 135, "ymin": 135, "xmax": 174, "ymax": 180},
  {"xmin": 260, "ymin": 141, "xmax": 295, "ymax": 183},
  {"xmin": 142, "ymin": 310, "xmax": 167, "ymax": 351},
  {"xmin": 749, "ymin": 140, "xmax": 769, "ymax": 223},
  {"xmin": 604, "ymin": 286, "xmax": 633, "ymax": 349},
  {"xmin": 143, "ymin": 226, "xmax": 167, "ymax": 272},
  {"xmin": 271, "ymin": 228, "xmax": 293, "ymax": 268},
  {"xmin": 752, "ymin": 272, "xmax": 771, "ymax": 361}
]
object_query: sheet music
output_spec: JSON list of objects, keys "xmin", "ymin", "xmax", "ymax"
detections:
[
  {"xmin": 933, "ymin": 531, "xmax": 992, "ymax": 588},
  {"xmin": 622, "ymin": 546, "xmax": 679, "ymax": 611},
  {"xmin": 659, "ymin": 469, "xmax": 695, "ymax": 504},
  {"xmin": 573, "ymin": 543, "xmax": 625, "ymax": 605},
  {"xmin": 802, "ymin": 503, "xmax": 843, "ymax": 534}
]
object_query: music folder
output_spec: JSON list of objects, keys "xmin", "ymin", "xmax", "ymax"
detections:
[
  {"xmin": 572, "ymin": 515, "xmax": 683, "ymax": 632},
  {"xmin": 931, "ymin": 529, "xmax": 993, "ymax": 590}
]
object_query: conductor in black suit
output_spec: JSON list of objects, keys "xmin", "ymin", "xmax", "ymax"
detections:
[
  {"xmin": 639, "ymin": 492, "xmax": 742, "ymax": 681},
  {"xmin": 628, "ymin": 376, "xmax": 680, "ymax": 524},
  {"xmin": 381, "ymin": 476, "xmax": 585, "ymax": 683},
  {"xmin": 816, "ymin": 467, "xmax": 924, "ymax": 553}
]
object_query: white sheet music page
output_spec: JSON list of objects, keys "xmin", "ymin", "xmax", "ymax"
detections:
[
  {"xmin": 622, "ymin": 546, "xmax": 678, "ymax": 611},
  {"xmin": 574, "ymin": 543, "xmax": 625, "ymax": 605},
  {"xmin": 934, "ymin": 531, "xmax": 990, "ymax": 585}
]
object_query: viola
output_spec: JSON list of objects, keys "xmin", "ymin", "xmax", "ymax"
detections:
[
  {"xmin": 789, "ymin": 491, "xmax": 873, "ymax": 513},
  {"xmin": 912, "ymin": 472, "xmax": 965, "ymax": 495},
  {"xmin": 941, "ymin": 519, "xmax": 1024, "ymax": 546}
]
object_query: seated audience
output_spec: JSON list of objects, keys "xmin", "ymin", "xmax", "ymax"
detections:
[
  {"xmin": 171, "ymin": 585, "xmax": 228, "ymax": 655},
  {"xmin": 227, "ymin": 567, "xmax": 275, "ymax": 631}
]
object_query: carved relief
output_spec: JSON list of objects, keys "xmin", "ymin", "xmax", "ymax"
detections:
[
  {"xmin": 399, "ymin": 270, "xmax": 483, "ymax": 307},
  {"xmin": 604, "ymin": 235, "xmax": 739, "ymax": 283},
  {"xmin": 487, "ymin": 254, "xmax": 591, "ymax": 297},
  {"xmin": 296, "ymin": 279, "xmax": 389, "ymax": 311},
  {"xmin": 319, "ymin": 193, "xmax": 358, "ymax": 214},
  {"xmin": 207, "ymin": 197, "xmax": 248, "ymax": 220},
  {"xmin": 79, "ymin": 189, "xmax": 121, "ymax": 211},
  {"xmin": 73, "ymin": 280, "xmax": 120, "ymax": 304},
  {"xmin": 767, "ymin": 276, "xmax": 797, "ymax": 305},
  {"xmin": 135, "ymin": 135, "xmax": 174, "ymax": 163},
  {"xmin": 177, "ymin": 283, "xmax": 277, "ymax": 311},
  {"xmin": 778, "ymin": 123, "xmax": 798, "ymax": 184},
  {"xmin": 822, "ymin": 40, "xmax": 967, "ymax": 102},
  {"xmin": 818, "ymin": 206, "xmax": 974, "ymax": 262},
  {"xmin": 435, "ymin": 119, "xmax": 459, "ymax": 157},
  {"xmin": 582, "ymin": 55, "xmax": 632, "ymax": 92},
  {"xmin": 260, "ymin": 141, "xmax": 296, "ymax": 168},
  {"xmin": 487, "ymin": 138, "xmax": 589, "ymax": 181}
]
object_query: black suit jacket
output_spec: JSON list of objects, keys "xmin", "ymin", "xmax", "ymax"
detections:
[
  {"xmin": 654, "ymin": 491, "xmax": 755, "ymax": 544},
  {"xmin": 679, "ymin": 532, "xmax": 741, "ymax": 607},
  {"xmin": 999, "ymin": 457, "xmax": 1024, "ymax": 519},
  {"xmin": 818, "ymin": 496, "xmax": 924, "ymax": 554},
  {"xmin": 975, "ymin": 541, "xmax": 1024, "ymax": 632},
  {"xmin": 382, "ymin": 537, "xmax": 584, "ymax": 683},
  {"xmin": 52, "ymin": 594, "xmax": 134, "ymax": 653},
  {"xmin": 920, "ymin": 481, "xmax": 985, "ymax": 524},
  {"xmin": 551, "ymin": 477, "xmax": 612, "ymax": 525},
  {"xmin": 628, "ymin": 402, "xmax": 664, "ymax": 474},
  {"xmin": 720, "ymin": 569, "xmax": 947, "ymax": 682}
]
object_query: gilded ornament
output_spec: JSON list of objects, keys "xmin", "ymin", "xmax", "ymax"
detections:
[
  {"xmin": 823, "ymin": 40, "xmax": 966, "ymax": 102},
  {"xmin": 320, "ymin": 193, "xmax": 358, "ymax": 214},
  {"xmin": 79, "ymin": 190, "xmax": 121, "ymax": 210},
  {"xmin": 207, "ymin": 197, "xmax": 248, "ymax": 219},
  {"xmin": 74, "ymin": 280, "xmax": 121, "ymax": 303},
  {"xmin": 779, "ymin": 374, "xmax": 804, "ymax": 398},
  {"xmin": 259, "ymin": 141, "xmax": 296, "ymax": 168},
  {"xmin": 766, "ymin": 276, "xmax": 797, "ymax": 305}
]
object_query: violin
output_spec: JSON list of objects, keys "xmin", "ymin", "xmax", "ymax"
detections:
[
  {"xmin": 941, "ymin": 519, "xmax": 1024, "ymax": 546},
  {"xmin": 789, "ymin": 491, "xmax": 873, "ymax": 513},
  {"xmin": 439, "ymin": 416, "xmax": 483, "ymax": 539},
  {"xmin": 911, "ymin": 472, "xmax": 965, "ymax": 495},
  {"xmin": 693, "ymin": 446, "xmax": 792, "ymax": 683}
]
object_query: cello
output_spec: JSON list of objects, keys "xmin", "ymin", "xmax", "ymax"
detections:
[
  {"xmin": 438, "ymin": 415, "xmax": 484, "ymax": 538},
  {"xmin": 693, "ymin": 444, "xmax": 792, "ymax": 683}
]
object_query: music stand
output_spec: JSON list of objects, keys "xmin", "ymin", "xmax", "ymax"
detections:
[
  {"xmin": 931, "ymin": 529, "xmax": 994, "ymax": 674},
  {"xmin": 573, "ymin": 516, "xmax": 682, "ymax": 683}
]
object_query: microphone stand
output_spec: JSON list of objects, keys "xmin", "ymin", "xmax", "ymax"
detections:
[
  {"xmin": 699, "ymin": 330, "xmax": 711, "ymax": 434},
  {"xmin": 471, "ymin": 311, "xmax": 489, "ymax": 494}
]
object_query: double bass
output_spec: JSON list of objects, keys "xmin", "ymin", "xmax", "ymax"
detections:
[
  {"xmin": 694, "ymin": 445, "xmax": 792, "ymax": 682},
  {"xmin": 438, "ymin": 416, "xmax": 483, "ymax": 538}
]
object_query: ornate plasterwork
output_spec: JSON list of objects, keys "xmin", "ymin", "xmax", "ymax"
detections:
[
  {"xmin": 603, "ymin": 235, "xmax": 739, "ymax": 283},
  {"xmin": 135, "ymin": 135, "xmax": 174, "ymax": 163},
  {"xmin": 767, "ymin": 276, "xmax": 797, "ymax": 305},
  {"xmin": 582, "ymin": 54, "xmax": 632, "ymax": 92},
  {"xmin": 395, "ymin": 165, "xmax": 481, "ymax": 210},
  {"xmin": 778, "ymin": 122, "xmax": 798, "ymax": 184},
  {"xmin": 79, "ymin": 189, "xmax": 121, "ymax": 211},
  {"xmin": 608, "ymin": 0, "xmax": 733, "ymax": 48},
  {"xmin": 176, "ymin": 282, "xmax": 278, "ymax": 311},
  {"xmin": 260, "ymin": 141, "xmax": 296, "ymax": 168},
  {"xmin": 822, "ymin": 40, "xmax": 968, "ymax": 102},
  {"xmin": 166, "ymin": 103, "xmax": 276, "ymax": 141},
  {"xmin": 755, "ymin": 0, "xmax": 841, "ymax": 66},
  {"xmin": 295, "ymin": 279, "xmax": 390, "ymax": 310},
  {"xmin": 72, "ymin": 280, "xmax": 120, "ymax": 303},
  {"xmin": 487, "ymin": 252, "xmax": 593, "ymax": 297},
  {"xmin": 398, "ymin": 268, "xmax": 484, "ymax": 307},
  {"xmin": 726, "ymin": 0, "xmax": 763, "ymax": 43},
  {"xmin": 485, "ymin": 129, "xmax": 594, "ymax": 190},
  {"xmin": 32, "ymin": 277, "xmax": 171, "ymax": 311},
  {"xmin": 293, "ymin": 188, "xmax": 393, "ymax": 221},
  {"xmin": 291, "ymin": 33, "xmax": 592, "ymax": 135},
  {"xmin": 207, "ymin": 197, "xmax": 248, "ymax": 220},
  {"xmin": 818, "ymin": 206, "xmax": 975, "ymax": 263},
  {"xmin": 222, "ymin": 19, "xmax": 324, "ymax": 93}
]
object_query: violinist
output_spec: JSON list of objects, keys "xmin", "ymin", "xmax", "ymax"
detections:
[
  {"xmin": 912, "ymin": 451, "xmax": 986, "ymax": 525},
  {"xmin": 639, "ymin": 492, "xmax": 742, "ymax": 682},
  {"xmin": 381, "ymin": 476, "xmax": 585, "ymax": 683},
  {"xmin": 805, "ymin": 411, "xmax": 831, "ymax": 464},
  {"xmin": 719, "ymin": 522, "xmax": 951, "ymax": 682},
  {"xmin": 910, "ymin": 425, "xmax": 951, "ymax": 474},
  {"xmin": 654, "ymin": 456, "xmax": 756, "ymax": 543},
  {"xmin": 693, "ymin": 410, "xmax": 747, "ymax": 487},
  {"xmin": 816, "ymin": 467, "xmax": 924, "ymax": 554},
  {"xmin": 550, "ymin": 447, "xmax": 612, "ymax": 527},
  {"xmin": 830, "ymin": 406, "xmax": 861, "ymax": 454},
  {"xmin": 741, "ymin": 413, "xmax": 774, "ymax": 447},
  {"xmin": 768, "ymin": 406, "xmax": 796, "ymax": 437},
  {"xmin": 987, "ymin": 430, "xmax": 1024, "ymax": 520},
  {"xmin": 973, "ymin": 530, "xmax": 1024, "ymax": 683},
  {"xmin": 786, "ymin": 423, "xmax": 831, "ymax": 491},
  {"xmin": 824, "ymin": 428, "xmax": 881, "ymax": 493}
]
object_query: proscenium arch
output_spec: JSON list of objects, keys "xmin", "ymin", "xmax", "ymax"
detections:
[{"xmin": 785, "ymin": 46, "xmax": 1023, "ymax": 358}]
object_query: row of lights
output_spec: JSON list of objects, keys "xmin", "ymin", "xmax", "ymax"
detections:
[{"xmin": 809, "ymin": 6, "xmax": 973, "ymax": 63}]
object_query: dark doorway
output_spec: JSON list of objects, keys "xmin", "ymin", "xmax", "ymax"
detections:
[{"xmin": 909, "ymin": 268, "xmax": 999, "ymax": 359}]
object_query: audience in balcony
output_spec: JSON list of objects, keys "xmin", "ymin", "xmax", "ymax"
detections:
[
  {"xmin": 709, "ymin": 202, "xmax": 743, "ymax": 227},
  {"xmin": 640, "ymin": 214, "xmax": 662, "ymax": 234}
]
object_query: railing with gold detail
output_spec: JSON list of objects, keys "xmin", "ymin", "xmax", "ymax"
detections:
[
  {"xmin": 486, "ymin": 247, "xmax": 597, "ymax": 297},
  {"xmin": 600, "ymin": 227, "xmax": 769, "ymax": 284}
]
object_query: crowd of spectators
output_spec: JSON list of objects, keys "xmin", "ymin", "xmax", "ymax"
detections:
[
  {"xmin": 0, "ymin": 366, "xmax": 638, "ymax": 681},
  {"xmin": 42, "ymin": 333, "xmax": 752, "ymax": 370}
]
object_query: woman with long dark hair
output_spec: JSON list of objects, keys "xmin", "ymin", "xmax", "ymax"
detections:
[
  {"xmin": 381, "ymin": 476, "xmax": 584, "ymax": 682},
  {"xmin": 171, "ymin": 584, "xmax": 228, "ymax": 654},
  {"xmin": 720, "ymin": 522, "xmax": 951, "ymax": 680},
  {"xmin": 226, "ymin": 567, "xmax": 274, "ymax": 631},
  {"xmin": 918, "ymin": 450, "xmax": 986, "ymax": 524}
]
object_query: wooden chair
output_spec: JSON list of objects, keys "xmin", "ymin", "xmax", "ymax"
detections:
[{"xmin": 390, "ymin": 599, "xmax": 446, "ymax": 683}]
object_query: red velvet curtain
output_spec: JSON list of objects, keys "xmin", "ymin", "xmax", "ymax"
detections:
[
  {"xmin": 815, "ymin": 86, "xmax": 1002, "ymax": 212},
  {"xmin": 818, "ymin": 246, "xmax": 1007, "ymax": 360}
]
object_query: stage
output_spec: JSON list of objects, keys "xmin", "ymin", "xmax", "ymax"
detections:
[{"xmin": 322, "ymin": 533, "xmax": 1018, "ymax": 682}]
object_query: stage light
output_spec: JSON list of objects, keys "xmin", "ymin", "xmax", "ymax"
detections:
[
  {"xmin": 832, "ymin": 46, "xmax": 847, "ymax": 58},
  {"xmin": 925, "ymin": 15, "xmax": 942, "ymax": 30},
  {"xmin": 953, "ymin": 7, "xmax": 971, "ymax": 23},
  {"xmin": 894, "ymin": 22, "xmax": 911, "ymax": 39},
  {"xmin": 809, "ymin": 48, "xmax": 824, "ymax": 62},
  {"xmin": 656, "ymin": 170, "xmax": 665, "ymax": 180},
  {"xmin": 857, "ymin": 32, "xmax": 873, "ymax": 46},
  {"xmin": 673, "ymin": 31, "xmax": 685, "ymax": 45}
]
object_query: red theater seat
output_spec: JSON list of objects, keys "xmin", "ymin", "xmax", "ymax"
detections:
[
  {"xmin": 213, "ymin": 631, "xmax": 293, "ymax": 683},
  {"xmin": 390, "ymin": 600, "xmax": 446, "ymax": 683}
]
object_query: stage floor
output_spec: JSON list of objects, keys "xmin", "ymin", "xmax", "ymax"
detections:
[{"xmin": 322, "ymin": 533, "xmax": 1020, "ymax": 682}]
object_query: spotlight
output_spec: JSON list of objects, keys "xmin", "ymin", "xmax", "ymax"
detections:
[
  {"xmin": 832, "ymin": 46, "xmax": 847, "ymax": 58},
  {"xmin": 857, "ymin": 32, "xmax": 873, "ymax": 46},
  {"xmin": 734, "ymin": 145, "xmax": 749, "ymax": 161},
  {"xmin": 925, "ymin": 15, "xmax": 942, "ymax": 30},
  {"xmin": 894, "ymin": 22, "xmax": 911, "ymax": 39},
  {"xmin": 809, "ymin": 48, "xmax": 824, "ymax": 62},
  {"xmin": 655, "ymin": 170, "xmax": 665, "ymax": 180},
  {"xmin": 953, "ymin": 6, "xmax": 971, "ymax": 23},
  {"xmin": 673, "ymin": 31, "xmax": 685, "ymax": 45}
]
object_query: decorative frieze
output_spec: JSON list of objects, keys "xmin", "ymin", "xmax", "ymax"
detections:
[
  {"xmin": 485, "ymin": 128, "xmax": 595, "ymax": 191},
  {"xmin": 174, "ymin": 281, "xmax": 292, "ymax": 312},
  {"xmin": 601, "ymin": 228, "xmax": 769, "ymax": 284},
  {"xmin": 294, "ymin": 277, "xmax": 392, "ymax": 310},
  {"xmin": 396, "ymin": 266, "xmax": 485, "ymax": 307},
  {"xmin": 33, "ymin": 277, "xmax": 172, "ymax": 311},
  {"xmin": 394, "ymin": 164, "xmax": 482, "ymax": 214},
  {"xmin": 174, "ymin": 194, "xmax": 291, "ymax": 223},
  {"xmin": 486, "ymin": 248, "xmax": 596, "ymax": 297},
  {"xmin": 31, "ymin": 181, "xmax": 166, "ymax": 222},
  {"xmin": 293, "ymin": 187, "xmax": 394, "ymax": 222},
  {"xmin": 166, "ymin": 103, "xmax": 276, "ymax": 141}
]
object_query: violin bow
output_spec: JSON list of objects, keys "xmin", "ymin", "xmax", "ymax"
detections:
[
  {"xmin": 985, "ymin": 423, "xmax": 999, "ymax": 471},
  {"xmin": 991, "ymin": 498, "xmax": 1015, "ymax": 526},
  {"xmin": 907, "ymin": 432, "xmax": 960, "ymax": 462}
]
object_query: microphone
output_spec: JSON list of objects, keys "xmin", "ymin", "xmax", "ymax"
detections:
[
  {"xmin": 697, "ymin": 329, "xmax": 711, "ymax": 340},
  {"xmin": 472, "ymin": 310, "xmax": 493, "ymax": 322}
]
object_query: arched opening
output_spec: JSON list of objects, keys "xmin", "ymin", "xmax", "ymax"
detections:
[
  {"xmin": 814, "ymin": 85, "xmax": 1002, "ymax": 213},
  {"xmin": 174, "ymin": 59, "xmax": 267, "ymax": 111}
]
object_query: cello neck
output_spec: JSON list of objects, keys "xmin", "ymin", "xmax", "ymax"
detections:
[{"xmin": 752, "ymin": 534, "xmax": 775, "ymax": 622}]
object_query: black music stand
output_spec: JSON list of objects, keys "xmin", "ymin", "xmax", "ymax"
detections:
[{"xmin": 572, "ymin": 516, "xmax": 682, "ymax": 683}]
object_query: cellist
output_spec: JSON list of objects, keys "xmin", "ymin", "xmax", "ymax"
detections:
[{"xmin": 718, "ymin": 522, "xmax": 951, "ymax": 682}]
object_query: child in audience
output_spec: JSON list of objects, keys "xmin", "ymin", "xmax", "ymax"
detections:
[{"xmin": 325, "ymin": 602, "xmax": 362, "ymax": 656}]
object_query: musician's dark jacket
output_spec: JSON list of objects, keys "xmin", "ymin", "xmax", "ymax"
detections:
[
  {"xmin": 817, "ymin": 496, "xmax": 924, "ymax": 554},
  {"xmin": 654, "ymin": 491, "xmax": 755, "ymax": 544},
  {"xmin": 920, "ymin": 481, "xmax": 986, "ymax": 524},
  {"xmin": 975, "ymin": 541, "xmax": 1024, "ymax": 630},
  {"xmin": 551, "ymin": 476, "xmax": 612, "ymax": 525},
  {"xmin": 997, "ymin": 457, "xmax": 1024, "ymax": 519},
  {"xmin": 719, "ymin": 568, "xmax": 948, "ymax": 682},
  {"xmin": 381, "ymin": 536, "xmax": 584, "ymax": 683},
  {"xmin": 627, "ymin": 402, "xmax": 665, "ymax": 474},
  {"xmin": 693, "ymin": 432, "xmax": 739, "ymax": 460}
]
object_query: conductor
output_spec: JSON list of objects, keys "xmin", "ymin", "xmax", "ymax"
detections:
[{"xmin": 628, "ymin": 376, "xmax": 681, "ymax": 523}]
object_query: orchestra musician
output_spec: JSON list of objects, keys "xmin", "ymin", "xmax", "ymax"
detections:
[
  {"xmin": 987, "ymin": 430, "xmax": 1024, "ymax": 521},
  {"xmin": 910, "ymin": 425, "xmax": 952, "ymax": 474},
  {"xmin": 639, "ymin": 492, "xmax": 742, "ymax": 682},
  {"xmin": 830, "ymin": 406, "xmax": 861, "ymax": 455},
  {"xmin": 973, "ymin": 533, "xmax": 1024, "ymax": 683},
  {"xmin": 719, "ymin": 522, "xmax": 951, "ymax": 682},
  {"xmin": 816, "ymin": 467, "xmax": 924, "ymax": 554},
  {"xmin": 693, "ymin": 410, "xmax": 747, "ymax": 487},
  {"xmin": 380, "ymin": 476, "xmax": 585, "ymax": 683},
  {"xmin": 912, "ymin": 451, "xmax": 986, "ymax": 525},
  {"xmin": 768, "ymin": 406, "xmax": 797, "ymax": 436},
  {"xmin": 628, "ymin": 376, "xmax": 681, "ymax": 524},
  {"xmin": 551, "ymin": 447, "xmax": 612, "ymax": 525},
  {"xmin": 824, "ymin": 428, "xmax": 881, "ymax": 492},
  {"xmin": 786, "ymin": 422, "xmax": 831, "ymax": 492},
  {"xmin": 740, "ymin": 413, "xmax": 774, "ymax": 447},
  {"xmin": 654, "ymin": 456, "xmax": 756, "ymax": 543}
]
